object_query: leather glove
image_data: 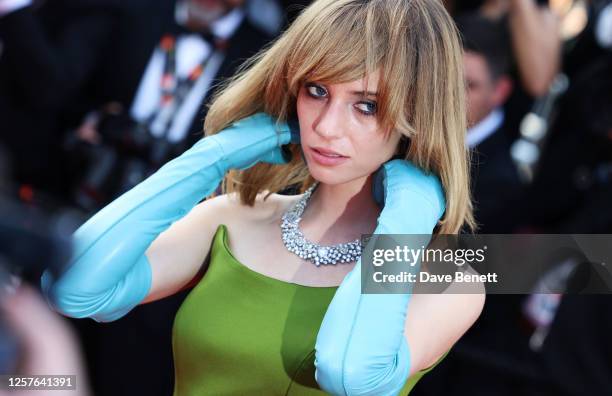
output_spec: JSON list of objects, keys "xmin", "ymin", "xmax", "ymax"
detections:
[
  {"xmin": 314, "ymin": 159, "xmax": 446, "ymax": 396},
  {"xmin": 40, "ymin": 113, "xmax": 300, "ymax": 322}
]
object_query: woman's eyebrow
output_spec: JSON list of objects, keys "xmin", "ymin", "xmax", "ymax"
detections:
[{"xmin": 350, "ymin": 90, "xmax": 378, "ymax": 97}]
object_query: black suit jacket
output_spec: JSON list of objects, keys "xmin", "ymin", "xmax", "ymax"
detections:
[
  {"xmin": 0, "ymin": 1, "xmax": 121, "ymax": 194},
  {"xmin": 469, "ymin": 126, "xmax": 525, "ymax": 234}
]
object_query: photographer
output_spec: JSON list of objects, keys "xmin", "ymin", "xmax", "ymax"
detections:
[
  {"xmin": 66, "ymin": 0, "xmax": 284, "ymax": 211},
  {"xmin": 524, "ymin": 56, "xmax": 612, "ymax": 232},
  {"xmin": 0, "ymin": 187, "xmax": 91, "ymax": 396}
]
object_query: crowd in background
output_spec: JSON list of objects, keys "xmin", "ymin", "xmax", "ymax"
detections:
[{"xmin": 0, "ymin": 0, "xmax": 611, "ymax": 395}]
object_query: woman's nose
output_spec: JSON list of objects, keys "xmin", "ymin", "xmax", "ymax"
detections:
[{"xmin": 313, "ymin": 101, "xmax": 345, "ymax": 139}]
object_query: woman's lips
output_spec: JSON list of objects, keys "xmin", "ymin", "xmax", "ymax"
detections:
[{"xmin": 309, "ymin": 147, "xmax": 349, "ymax": 166}]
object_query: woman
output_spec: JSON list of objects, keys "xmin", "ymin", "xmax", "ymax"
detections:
[{"xmin": 41, "ymin": 0, "xmax": 485, "ymax": 394}]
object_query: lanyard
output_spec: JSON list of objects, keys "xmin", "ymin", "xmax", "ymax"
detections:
[{"xmin": 147, "ymin": 33, "xmax": 226, "ymax": 138}]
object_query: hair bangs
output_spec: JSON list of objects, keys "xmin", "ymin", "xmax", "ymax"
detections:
[{"xmin": 284, "ymin": 1, "xmax": 386, "ymax": 94}]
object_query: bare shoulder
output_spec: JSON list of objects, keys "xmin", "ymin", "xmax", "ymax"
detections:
[
  {"xmin": 200, "ymin": 190, "xmax": 299, "ymax": 228},
  {"xmin": 142, "ymin": 190, "xmax": 299, "ymax": 303}
]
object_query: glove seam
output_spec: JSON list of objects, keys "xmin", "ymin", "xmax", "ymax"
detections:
[{"xmin": 206, "ymin": 135, "xmax": 229, "ymax": 167}]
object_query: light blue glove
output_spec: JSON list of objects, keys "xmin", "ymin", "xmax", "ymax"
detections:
[
  {"xmin": 40, "ymin": 113, "xmax": 300, "ymax": 322},
  {"xmin": 314, "ymin": 159, "xmax": 446, "ymax": 396}
]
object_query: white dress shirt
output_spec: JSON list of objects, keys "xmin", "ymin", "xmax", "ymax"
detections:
[
  {"xmin": 466, "ymin": 108, "xmax": 505, "ymax": 149},
  {"xmin": 129, "ymin": 7, "xmax": 245, "ymax": 143}
]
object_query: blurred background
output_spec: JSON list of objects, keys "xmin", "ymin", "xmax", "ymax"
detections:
[{"xmin": 0, "ymin": 0, "xmax": 610, "ymax": 395}]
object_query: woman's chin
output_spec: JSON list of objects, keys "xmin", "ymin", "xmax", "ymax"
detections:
[
  {"xmin": 305, "ymin": 164, "xmax": 339, "ymax": 182},
  {"xmin": 306, "ymin": 166, "xmax": 367, "ymax": 187}
]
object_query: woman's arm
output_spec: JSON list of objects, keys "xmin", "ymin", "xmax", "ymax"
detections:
[
  {"xmin": 314, "ymin": 159, "xmax": 451, "ymax": 395},
  {"xmin": 141, "ymin": 193, "xmax": 235, "ymax": 304},
  {"xmin": 404, "ymin": 274, "xmax": 486, "ymax": 375},
  {"xmin": 481, "ymin": 0, "xmax": 561, "ymax": 97},
  {"xmin": 40, "ymin": 113, "xmax": 297, "ymax": 323},
  {"xmin": 508, "ymin": 0, "xmax": 561, "ymax": 96}
]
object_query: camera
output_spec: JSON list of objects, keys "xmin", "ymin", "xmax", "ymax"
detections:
[
  {"xmin": 0, "ymin": 194, "xmax": 75, "ymax": 373},
  {"xmin": 64, "ymin": 111, "xmax": 185, "ymax": 212}
]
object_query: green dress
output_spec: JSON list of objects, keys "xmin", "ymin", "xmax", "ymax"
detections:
[{"xmin": 172, "ymin": 224, "xmax": 447, "ymax": 395}]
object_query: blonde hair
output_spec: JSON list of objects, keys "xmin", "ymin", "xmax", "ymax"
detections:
[{"xmin": 204, "ymin": 0, "xmax": 476, "ymax": 234}]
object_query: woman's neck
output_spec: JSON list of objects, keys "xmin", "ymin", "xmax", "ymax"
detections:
[{"xmin": 299, "ymin": 175, "xmax": 382, "ymax": 244}]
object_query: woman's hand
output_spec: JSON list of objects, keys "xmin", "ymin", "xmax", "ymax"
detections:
[
  {"xmin": 210, "ymin": 112, "xmax": 301, "ymax": 171},
  {"xmin": 372, "ymin": 159, "xmax": 445, "ymax": 234},
  {"xmin": 314, "ymin": 159, "xmax": 445, "ymax": 396}
]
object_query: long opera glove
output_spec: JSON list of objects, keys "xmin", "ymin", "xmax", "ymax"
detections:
[
  {"xmin": 314, "ymin": 159, "xmax": 446, "ymax": 396},
  {"xmin": 40, "ymin": 113, "xmax": 299, "ymax": 322}
]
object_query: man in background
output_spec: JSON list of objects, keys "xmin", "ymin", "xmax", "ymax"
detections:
[
  {"xmin": 459, "ymin": 13, "xmax": 525, "ymax": 234},
  {"xmin": 66, "ymin": 0, "xmax": 284, "ymax": 210}
]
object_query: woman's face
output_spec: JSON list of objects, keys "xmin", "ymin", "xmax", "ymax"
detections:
[{"xmin": 297, "ymin": 70, "xmax": 401, "ymax": 186}]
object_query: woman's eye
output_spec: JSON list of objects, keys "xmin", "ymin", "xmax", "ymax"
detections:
[
  {"xmin": 306, "ymin": 84, "xmax": 327, "ymax": 98},
  {"xmin": 355, "ymin": 101, "xmax": 377, "ymax": 116}
]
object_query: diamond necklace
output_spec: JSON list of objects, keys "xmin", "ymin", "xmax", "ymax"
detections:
[{"xmin": 280, "ymin": 182, "xmax": 362, "ymax": 266}]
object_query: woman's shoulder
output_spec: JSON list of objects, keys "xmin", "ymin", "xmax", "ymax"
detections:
[{"xmin": 207, "ymin": 191, "xmax": 301, "ymax": 227}]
